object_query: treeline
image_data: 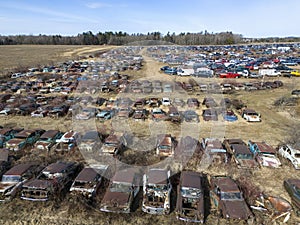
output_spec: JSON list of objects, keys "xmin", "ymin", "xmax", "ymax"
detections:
[
  {"xmin": 0, "ymin": 31, "xmax": 244, "ymax": 45},
  {"xmin": 1, "ymin": 31, "xmax": 299, "ymax": 46}
]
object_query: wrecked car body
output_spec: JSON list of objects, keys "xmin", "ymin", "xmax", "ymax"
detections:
[
  {"xmin": 176, "ymin": 171, "xmax": 204, "ymax": 223},
  {"xmin": 248, "ymin": 141, "xmax": 281, "ymax": 168},
  {"xmin": 210, "ymin": 176, "xmax": 253, "ymax": 221},
  {"xmin": 70, "ymin": 164, "xmax": 110, "ymax": 199},
  {"xmin": 100, "ymin": 132, "xmax": 127, "ymax": 156},
  {"xmin": 202, "ymin": 138, "xmax": 228, "ymax": 165},
  {"xmin": 34, "ymin": 130, "xmax": 62, "ymax": 151},
  {"xmin": 78, "ymin": 131, "xmax": 102, "ymax": 152},
  {"xmin": 54, "ymin": 130, "xmax": 79, "ymax": 152},
  {"xmin": 5, "ymin": 129, "xmax": 45, "ymax": 151},
  {"xmin": 156, "ymin": 134, "xmax": 176, "ymax": 157},
  {"xmin": 21, "ymin": 162, "xmax": 79, "ymax": 201},
  {"xmin": 100, "ymin": 168, "xmax": 141, "ymax": 213},
  {"xmin": 251, "ymin": 194, "xmax": 292, "ymax": 223},
  {"xmin": 223, "ymin": 139, "xmax": 258, "ymax": 169},
  {"xmin": 142, "ymin": 168, "xmax": 172, "ymax": 215},
  {"xmin": 0, "ymin": 163, "xmax": 39, "ymax": 202}
]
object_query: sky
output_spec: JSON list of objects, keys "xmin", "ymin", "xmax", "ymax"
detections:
[{"xmin": 0, "ymin": 0, "xmax": 299, "ymax": 38}]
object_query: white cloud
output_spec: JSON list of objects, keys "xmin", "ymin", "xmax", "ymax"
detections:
[
  {"xmin": 0, "ymin": 2, "xmax": 99, "ymax": 24},
  {"xmin": 85, "ymin": 2, "xmax": 113, "ymax": 9}
]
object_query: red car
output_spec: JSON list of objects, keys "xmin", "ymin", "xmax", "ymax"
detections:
[{"xmin": 219, "ymin": 72, "xmax": 241, "ymax": 78}]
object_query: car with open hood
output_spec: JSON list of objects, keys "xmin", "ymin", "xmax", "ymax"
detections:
[{"xmin": 142, "ymin": 168, "xmax": 172, "ymax": 215}]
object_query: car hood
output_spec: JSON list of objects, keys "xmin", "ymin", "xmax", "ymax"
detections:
[
  {"xmin": 259, "ymin": 155, "xmax": 281, "ymax": 168},
  {"xmin": 102, "ymin": 191, "xmax": 131, "ymax": 207},
  {"xmin": 237, "ymin": 158, "xmax": 257, "ymax": 168},
  {"xmin": 6, "ymin": 138, "xmax": 24, "ymax": 146},
  {"xmin": 0, "ymin": 182, "xmax": 17, "ymax": 192},
  {"xmin": 222, "ymin": 200, "xmax": 251, "ymax": 220}
]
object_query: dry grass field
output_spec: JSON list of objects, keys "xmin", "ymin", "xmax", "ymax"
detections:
[
  {"xmin": 0, "ymin": 46, "xmax": 300, "ymax": 224},
  {"xmin": 0, "ymin": 45, "xmax": 115, "ymax": 75}
]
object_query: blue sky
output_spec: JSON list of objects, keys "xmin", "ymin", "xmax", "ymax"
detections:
[{"xmin": 0, "ymin": 0, "xmax": 299, "ymax": 38}]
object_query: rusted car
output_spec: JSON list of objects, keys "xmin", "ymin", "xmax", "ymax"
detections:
[
  {"xmin": 202, "ymin": 109, "xmax": 218, "ymax": 121},
  {"xmin": 142, "ymin": 168, "xmax": 172, "ymax": 214},
  {"xmin": 284, "ymin": 179, "xmax": 300, "ymax": 213},
  {"xmin": 116, "ymin": 107, "xmax": 133, "ymax": 119},
  {"xmin": 70, "ymin": 164, "xmax": 110, "ymax": 199},
  {"xmin": 34, "ymin": 130, "xmax": 62, "ymax": 151},
  {"xmin": 0, "ymin": 163, "xmax": 40, "ymax": 202},
  {"xmin": 201, "ymin": 138, "xmax": 229, "ymax": 165},
  {"xmin": 147, "ymin": 98, "xmax": 161, "ymax": 107},
  {"xmin": 0, "ymin": 128, "xmax": 23, "ymax": 148},
  {"xmin": 175, "ymin": 136, "xmax": 202, "ymax": 162},
  {"xmin": 187, "ymin": 98, "xmax": 200, "ymax": 108},
  {"xmin": 100, "ymin": 168, "xmax": 141, "ymax": 213},
  {"xmin": 168, "ymin": 106, "xmax": 181, "ymax": 123},
  {"xmin": 54, "ymin": 130, "xmax": 79, "ymax": 152},
  {"xmin": 202, "ymin": 97, "xmax": 218, "ymax": 108},
  {"xmin": 5, "ymin": 129, "xmax": 45, "ymax": 151},
  {"xmin": 21, "ymin": 161, "xmax": 79, "ymax": 201},
  {"xmin": 210, "ymin": 176, "xmax": 253, "ymax": 221},
  {"xmin": 223, "ymin": 139, "xmax": 258, "ymax": 169},
  {"xmin": 251, "ymin": 194, "xmax": 292, "ymax": 223},
  {"xmin": 248, "ymin": 141, "xmax": 281, "ymax": 168},
  {"xmin": 100, "ymin": 132, "xmax": 127, "ymax": 155},
  {"xmin": 78, "ymin": 130, "xmax": 102, "ymax": 152},
  {"xmin": 156, "ymin": 134, "xmax": 176, "ymax": 157},
  {"xmin": 150, "ymin": 108, "xmax": 167, "ymax": 121},
  {"xmin": 183, "ymin": 110, "xmax": 200, "ymax": 123},
  {"xmin": 176, "ymin": 171, "xmax": 204, "ymax": 223},
  {"xmin": 132, "ymin": 108, "xmax": 148, "ymax": 121}
]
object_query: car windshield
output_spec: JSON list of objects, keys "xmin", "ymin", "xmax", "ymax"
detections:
[
  {"xmin": 1, "ymin": 175, "xmax": 21, "ymax": 182},
  {"xmin": 159, "ymin": 145, "xmax": 171, "ymax": 149},
  {"xmin": 181, "ymin": 187, "xmax": 201, "ymax": 197},
  {"xmin": 105, "ymin": 142, "xmax": 118, "ymax": 147},
  {"xmin": 236, "ymin": 153, "xmax": 253, "ymax": 159},
  {"xmin": 294, "ymin": 154, "xmax": 300, "ymax": 158},
  {"xmin": 221, "ymin": 192, "xmax": 242, "ymax": 200},
  {"xmin": 147, "ymin": 184, "xmax": 168, "ymax": 191},
  {"xmin": 110, "ymin": 182, "xmax": 131, "ymax": 192}
]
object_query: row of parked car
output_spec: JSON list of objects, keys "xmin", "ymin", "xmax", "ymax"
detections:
[
  {"xmin": 2, "ymin": 124, "xmax": 297, "ymax": 170},
  {"xmin": 72, "ymin": 96, "xmax": 261, "ymax": 123},
  {"xmin": 0, "ymin": 160, "xmax": 298, "ymax": 223}
]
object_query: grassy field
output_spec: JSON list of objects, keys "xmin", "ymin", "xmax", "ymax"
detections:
[
  {"xmin": 0, "ymin": 46, "xmax": 300, "ymax": 224},
  {"xmin": 0, "ymin": 45, "xmax": 115, "ymax": 75}
]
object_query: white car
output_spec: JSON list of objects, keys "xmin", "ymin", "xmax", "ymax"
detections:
[
  {"xmin": 241, "ymin": 109, "xmax": 261, "ymax": 122},
  {"xmin": 162, "ymin": 97, "xmax": 171, "ymax": 106},
  {"xmin": 278, "ymin": 144, "xmax": 300, "ymax": 169}
]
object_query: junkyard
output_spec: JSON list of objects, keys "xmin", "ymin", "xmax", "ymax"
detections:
[{"xmin": 1, "ymin": 43, "xmax": 300, "ymax": 225}]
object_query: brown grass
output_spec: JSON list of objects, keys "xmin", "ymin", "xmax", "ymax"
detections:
[{"xmin": 0, "ymin": 45, "xmax": 116, "ymax": 75}]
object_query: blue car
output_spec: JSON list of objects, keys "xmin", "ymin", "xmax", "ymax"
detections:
[
  {"xmin": 96, "ymin": 109, "xmax": 115, "ymax": 121},
  {"xmin": 222, "ymin": 110, "xmax": 238, "ymax": 122},
  {"xmin": 164, "ymin": 68, "xmax": 177, "ymax": 75}
]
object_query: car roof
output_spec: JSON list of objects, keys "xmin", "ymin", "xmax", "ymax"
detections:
[{"xmin": 181, "ymin": 171, "xmax": 202, "ymax": 189}]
